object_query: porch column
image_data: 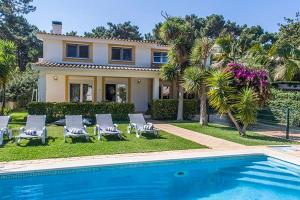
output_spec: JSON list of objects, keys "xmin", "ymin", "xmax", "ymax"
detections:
[{"xmin": 152, "ymin": 77, "xmax": 159, "ymax": 99}]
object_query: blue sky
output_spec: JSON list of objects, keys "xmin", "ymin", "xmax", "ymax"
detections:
[{"xmin": 26, "ymin": 0, "xmax": 300, "ymax": 35}]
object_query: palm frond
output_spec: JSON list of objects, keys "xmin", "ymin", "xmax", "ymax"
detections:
[
  {"xmin": 183, "ymin": 66, "xmax": 206, "ymax": 93},
  {"xmin": 207, "ymin": 70, "xmax": 235, "ymax": 114},
  {"xmin": 160, "ymin": 63, "xmax": 179, "ymax": 81},
  {"xmin": 190, "ymin": 37, "xmax": 214, "ymax": 67},
  {"xmin": 234, "ymin": 87, "xmax": 258, "ymax": 126}
]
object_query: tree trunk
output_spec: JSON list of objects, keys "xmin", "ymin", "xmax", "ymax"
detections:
[
  {"xmin": 241, "ymin": 124, "xmax": 247, "ymax": 136},
  {"xmin": 177, "ymin": 84, "xmax": 184, "ymax": 121},
  {"xmin": 227, "ymin": 110, "xmax": 244, "ymax": 136},
  {"xmin": 199, "ymin": 84, "xmax": 208, "ymax": 126},
  {"xmin": 1, "ymin": 82, "xmax": 6, "ymax": 115}
]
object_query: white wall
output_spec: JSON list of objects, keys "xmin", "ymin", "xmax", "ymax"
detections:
[
  {"xmin": 131, "ymin": 78, "xmax": 149, "ymax": 112},
  {"xmin": 39, "ymin": 34, "xmax": 169, "ymax": 67},
  {"xmin": 93, "ymin": 43, "xmax": 108, "ymax": 64},
  {"xmin": 43, "ymin": 39, "xmax": 62, "ymax": 62},
  {"xmin": 38, "ymin": 73, "xmax": 46, "ymax": 102},
  {"xmin": 135, "ymin": 46, "xmax": 151, "ymax": 66},
  {"xmin": 45, "ymin": 74, "xmax": 66, "ymax": 102}
]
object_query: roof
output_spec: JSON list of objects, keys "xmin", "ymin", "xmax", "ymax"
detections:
[
  {"xmin": 37, "ymin": 32, "xmax": 168, "ymax": 47},
  {"xmin": 33, "ymin": 61, "xmax": 161, "ymax": 72}
]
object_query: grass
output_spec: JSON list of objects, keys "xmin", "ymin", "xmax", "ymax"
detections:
[
  {"xmin": 0, "ymin": 122, "xmax": 205, "ymax": 162},
  {"xmin": 172, "ymin": 122, "xmax": 298, "ymax": 146},
  {"xmin": 9, "ymin": 108, "xmax": 28, "ymax": 123}
]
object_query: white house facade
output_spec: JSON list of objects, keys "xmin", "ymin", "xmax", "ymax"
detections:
[{"xmin": 32, "ymin": 22, "xmax": 177, "ymax": 112}]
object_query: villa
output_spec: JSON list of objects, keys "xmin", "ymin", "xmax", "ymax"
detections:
[{"xmin": 32, "ymin": 21, "xmax": 175, "ymax": 112}]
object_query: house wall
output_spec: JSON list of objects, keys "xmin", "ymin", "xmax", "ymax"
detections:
[
  {"xmin": 131, "ymin": 78, "xmax": 149, "ymax": 112},
  {"xmin": 38, "ymin": 34, "xmax": 169, "ymax": 67},
  {"xmin": 43, "ymin": 39, "xmax": 63, "ymax": 62},
  {"xmin": 38, "ymin": 73, "xmax": 46, "ymax": 102},
  {"xmin": 35, "ymin": 33, "xmax": 167, "ymax": 112},
  {"xmin": 45, "ymin": 74, "xmax": 66, "ymax": 102},
  {"xmin": 38, "ymin": 68, "xmax": 159, "ymax": 112}
]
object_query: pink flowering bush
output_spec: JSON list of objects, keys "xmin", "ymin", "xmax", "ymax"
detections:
[{"xmin": 225, "ymin": 62, "xmax": 270, "ymax": 105}]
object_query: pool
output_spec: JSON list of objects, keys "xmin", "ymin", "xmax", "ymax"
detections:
[{"xmin": 0, "ymin": 154, "xmax": 300, "ymax": 199}]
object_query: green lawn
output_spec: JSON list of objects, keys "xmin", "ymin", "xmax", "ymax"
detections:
[
  {"xmin": 9, "ymin": 109, "xmax": 28, "ymax": 123},
  {"xmin": 0, "ymin": 123, "xmax": 205, "ymax": 162},
  {"xmin": 172, "ymin": 122, "xmax": 298, "ymax": 146}
]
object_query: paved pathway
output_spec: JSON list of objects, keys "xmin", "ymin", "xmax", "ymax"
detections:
[
  {"xmin": 154, "ymin": 122, "xmax": 244, "ymax": 150},
  {"xmin": 252, "ymin": 123, "xmax": 300, "ymax": 142}
]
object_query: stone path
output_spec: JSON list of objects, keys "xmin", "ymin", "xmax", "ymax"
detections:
[{"xmin": 154, "ymin": 123, "xmax": 244, "ymax": 150}]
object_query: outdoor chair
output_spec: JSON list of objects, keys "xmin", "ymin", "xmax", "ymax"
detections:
[
  {"xmin": 94, "ymin": 114, "xmax": 122, "ymax": 140},
  {"xmin": 64, "ymin": 115, "xmax": 89, "ymax": 142},
  {"xmin": 0, "ymin": 116, "xmax": 12, "ymax": 145},
  {"xmin": 16, "ymin": 115, "xmax": 47, "ymax": 144},
  {"xmin": 127, "ymin": 113, "xmax": 159, "ymax": 138}
]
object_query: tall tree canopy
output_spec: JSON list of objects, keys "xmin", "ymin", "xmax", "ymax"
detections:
[
  {"xmin": 0, "ymin": 0, "xmax": 41, "ymax": 70},
  {"xmin": 276, "ymin": 12, "xmax": 300, "ymax": 48},
  {"xmin": 84, "ymin": 21, "xmax": 143, "ymax": 40}
]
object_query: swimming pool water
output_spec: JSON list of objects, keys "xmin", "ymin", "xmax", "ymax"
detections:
[{"xmin": 0, "ymin": 154, "xmax": 300, "ymax": 200}]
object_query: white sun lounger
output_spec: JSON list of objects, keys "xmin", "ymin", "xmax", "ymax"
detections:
[
  {"xmin": 17, "ymin": 115, "xmax": 47, "ymax": 144},
  {"xmin": 64, "ymin": 115, "xmax": 89, "ymax": 142},
  {"xmin": 127, "ymin": 113, "xmax": 159, "ymax": 138},
  {"xmin": 94, "ymin": 114, "xmax": 121, "ymax": 140},
  {"xmin": 0, "ymin": 116, "xmax": 12, "ymax": 145}
]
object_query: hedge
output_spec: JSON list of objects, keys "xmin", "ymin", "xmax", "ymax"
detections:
[
  {"xmin": 267, "ymin": 89, "xmax": 300, "ymax": 126},
  {"xmin": 28, "ymin": 102, "xmax": 135, "ymax": 122},
  {"xmin": 151, "ymin": 99, "xmax": 198, "ymax": 120}
]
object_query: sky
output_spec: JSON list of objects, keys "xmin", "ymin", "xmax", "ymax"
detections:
[{"xmin": 26, "ymin": 0, "xmax": 300, "ymax": 35}]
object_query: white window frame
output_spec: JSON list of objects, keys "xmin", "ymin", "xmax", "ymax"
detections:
[
  {"xmin": 69, "ymin": 80, "xmax": 94, "ymax": 102},
  {"xmin": 153, "ymin": 51, "xmax": 168, "ymax": 64},
  {"xmin": 105, "ymin": 83, "xmax": 128, "ymax": 103}
]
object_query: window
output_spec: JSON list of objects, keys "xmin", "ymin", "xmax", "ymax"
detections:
[
  {"xmin": 162, "ymin": 85, "xmax": 171, "ymax": 99},
  {"xmin": 105, "ymin": 84, "xmax": 128, "ymax": 103},
  {"xmin": 153, "ymin": 51, "xmax": 168, "ymax": 64},
  {"xmin": 82, "ymin": 84, "xmax": 93, "ymax": 102},
  {"xmin": 66, "ymin": 44, "xmax": 89, "ymax": 59},
  {"xmin": 159, "ymin": 84, "xmax": 171, "ymax": 99},
  {"xmin": 105, "ymin": 84, "xmax": 116, "ymax": 101},
  {"xmin": 111, "ymin": 47, "xmax": 132, "ymax": 61},
  {"xmin": 70, "ymin": 83, "xmax": 93, "ymax": 102},
  {"xmin": 70, "ymin": 84, "xmax": 80, "ymax": 102}
]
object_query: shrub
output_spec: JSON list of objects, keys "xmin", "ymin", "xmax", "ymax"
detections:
[
  {"xmin": 225, "ymin": 62, "xmax": 270, "ymax": 105},
  {"xmin": 151, "ymin": 99, "xmax": 198, "ymax": 120},
  {"xmin": 28, "ymin": 102, "xmax": 135, "ymax": 122},
  {"xmin": 6, "ymin": 68, "xmax": 38, "ymax": 107},
  {"xmin": 267, "ymin": 89, "xmax": 300, "ymax": 126}
]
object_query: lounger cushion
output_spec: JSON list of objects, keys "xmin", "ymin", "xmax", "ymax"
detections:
[
  {"xmin": 105, "ymin": 127, "xmax": 117, "ymax": 132},
  {"xmin": 143, "ymin": 123, "xmax": 154, "ymax": 130},
  {"xmin": 24, "ymin": 129, "xmax": 37, "ymax": 136},
  {"xmin": 0, "ymin": 127, "xmax": 6, "ymax": 133},
  {"xmin": 68, "ymin": 128, "xmax": 84, "ymax": 134}
]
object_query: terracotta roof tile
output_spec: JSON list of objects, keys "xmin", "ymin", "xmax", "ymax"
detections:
[
  {"xmin": 33, "ymin": 61, "xmax": 161, "ymax": 72},
  {"xmin": 37, "ymin": 32, "xmax": 168, "ymax": 47}
]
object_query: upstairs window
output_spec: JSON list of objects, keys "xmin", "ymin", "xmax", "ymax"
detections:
[
  {"xmin": 66, "ymin": 44, "xmax": 89, "ymax": 59},
  {"xmin": 153, "ymin": 51, "xmax": 168, "ymax": 64},
  {"xmin": 111, "ymin": 47, "xmax": 133, "ymax": 61}
]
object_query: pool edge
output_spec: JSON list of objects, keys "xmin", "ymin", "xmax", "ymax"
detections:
[{"xmin": 0, "ymin": 148, "xmax": 299, "ymax": 175}]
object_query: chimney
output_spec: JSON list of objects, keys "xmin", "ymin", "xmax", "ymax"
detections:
[{"xmin": 51, "ymin": 21, "xmax": 62, "ymax": 34}]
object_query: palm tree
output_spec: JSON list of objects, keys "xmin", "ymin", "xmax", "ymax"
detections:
[
  {"xmin": 0, "ymin": 40, "xmax": 17, "ymax": 114},
  {"xmin": 213, "ymin": 34, "xmax": 241, "ymax": 67},
  {"xmin": 159, "ymin": 17, "xmax": 193, "ymax": 120},
  {"xmin": 207, "ymin": 70, "xmax": 258, "ymax": 136},
  {"xmin": 184, "ymin": 37, "xmax": 215, "ymax": 125},
  {"xmin": 271, "ymin": 44, "xmax": 300, "ymax": 81}
]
